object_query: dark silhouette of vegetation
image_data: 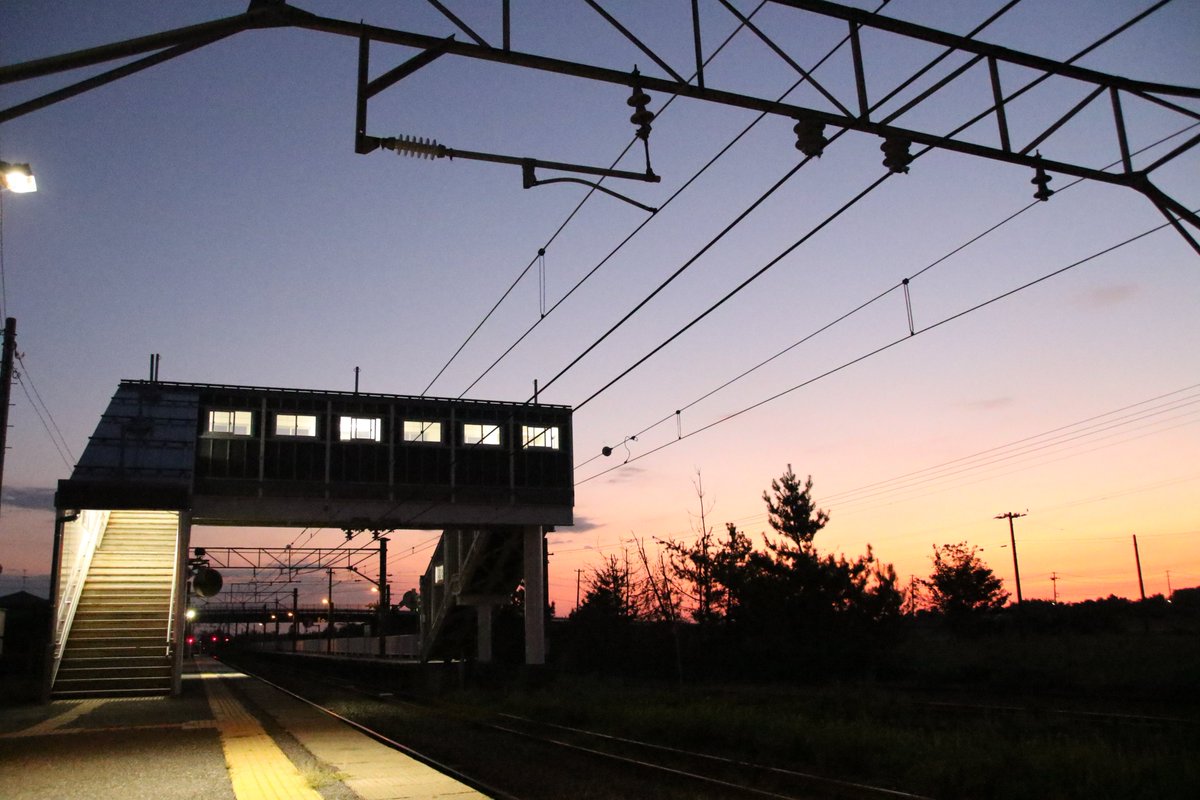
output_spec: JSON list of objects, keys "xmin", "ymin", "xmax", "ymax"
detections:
[
  {"xmin": 924, "ymin": 541, "xmax": 1008, "ymax": 625},
  {"xmin": 564, "ymin": 466, "xmax": 903, "ymax": 679}
]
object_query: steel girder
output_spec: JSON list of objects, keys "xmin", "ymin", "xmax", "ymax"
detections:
[{"xmin": 1, "ymin": 1, "xmax": 1197, "ymax": 244}]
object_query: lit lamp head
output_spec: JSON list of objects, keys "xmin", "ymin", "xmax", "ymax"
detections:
[{"xmin": 0, "ymin": 161, "xmax": 37, "ymax": 193}]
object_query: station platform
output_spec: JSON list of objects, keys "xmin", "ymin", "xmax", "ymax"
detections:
[{"xmin": 0, "ymin": 656, "xmax": 485, "ymax": 800}]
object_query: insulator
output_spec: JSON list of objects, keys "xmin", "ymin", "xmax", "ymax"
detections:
[
  {"xmin": 630, "ymin": 108, "xmax": 655, "ymax": 127},
  {"xmin": 626, "ymin": 68, "xmax": 654, "ymax": 141},
  {"xmin": 793, "ymin": 117, "xmax": 827, "ymax": 158},
  {"xmin": 387, "ymin": 134, "xmax": 442, "ymax": 160},
  {"xmin": 1031, "ymin": 162, "xmax": 1054, "ymax": 202},
  {"xmin": 880, "ymin": 136, "xmax": 913, "ymax": 174}
]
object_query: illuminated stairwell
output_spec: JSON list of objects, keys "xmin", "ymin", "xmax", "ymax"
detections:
[{"xmin": 52, "ymin": 510, "xmax": 180, "ymax": 697}]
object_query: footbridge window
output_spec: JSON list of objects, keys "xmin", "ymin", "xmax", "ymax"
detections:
[
  {"xmin": 275, "ymin": 413, "xmax": 318, "ymax": 437},
  {"xmin": 522, "ymin": 425, "xmax": 559, "ymax": 450},
  {"xmin": 339, "ymin": 416, "xmax": 382, "ymax": 442},
  {"xmin": 462, "ymin": 423, "xmax": 501, "ymax": 446},
  {"xmin": 207, "ymin": 410, "xmax": 253, "ymax": 436},
  {"xmin": 403, "ymin": 420, "xmax": 443, "ymax": 443}
]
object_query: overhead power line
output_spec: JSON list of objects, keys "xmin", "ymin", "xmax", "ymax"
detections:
[
  {"xmin": 575, "ymin": 208, "xmax": 1190, "ymax": 487},
  {"xmin": 12, "ymin": 353, "xmax": 76, "ymax": 470},
  {"xmin": 455, "ymin": 0, "xmax": 916, "ymax": 400},
  {"xmin": 529, "ymin": 0, "xmax": 1031, "ymax": 406},
  {"xmin": 573, "ymin": 118, "xmax": 1200, "ymax": 476},
  {"xmin": 563, "ymin": 1, "xmax": 1182, "ymax": 414},
  {"xmin": 421, "ymin": 0, "xmax": 777, "ymax": 397}
]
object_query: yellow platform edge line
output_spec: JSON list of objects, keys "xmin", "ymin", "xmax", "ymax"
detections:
[{"xmin": 203, "ymin": 672, "xmax": 325, "ymax": 800}]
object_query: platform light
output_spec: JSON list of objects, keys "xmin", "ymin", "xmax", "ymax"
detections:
[
  {"xmin": 0, "ymin": 161, "xmax": 37, "ymax": 193},
  {"xmin": 185, "ymin": 608, "xmax": 197, "ymax": 621}
]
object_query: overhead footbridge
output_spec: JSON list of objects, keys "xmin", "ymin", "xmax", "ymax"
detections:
[{"xmin": 51, "ymin": 379, "xmax": 573, "ymax": 697}]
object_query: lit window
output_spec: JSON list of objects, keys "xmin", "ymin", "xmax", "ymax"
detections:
[
  {"xmin": 403, "ymin": 420, "xmax": 443, "ymax": 443},
  {"xmin": 275, "ymin": 414, "xmax": 318, "ymax": 437},
  {"xmin": 208, "ymin": 410, "xmax": 253, "ymax": 436},
  {"xmin": 339, "ymin": 416, "xmax": 381, "ymax": 442},
  {"xmin": 463, "ymin": 423, "xmax": 501, "ymax": 446},
  {"xmin": 522, "ymin": 425, "xmax": 559, "ymax": 450},
  {"xmin": 434, "ymin": 564, "xmax": 445, "ymax": 584}
]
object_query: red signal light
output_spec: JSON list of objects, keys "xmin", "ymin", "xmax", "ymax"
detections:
[
  {"xmin": 186, "ymin": 636, "xmax": 195, "ymax": 645},
  {"xmin": 211, "ymin": 635, "xmax": 218, "ymax": 642}
]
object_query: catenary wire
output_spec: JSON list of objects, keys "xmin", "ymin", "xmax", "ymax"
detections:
[
  {"xmin": 459, "ymin": 0, "xmax": 923, "ymax": 399},
  {"xmin": 420, "ymin": 1, "xmax": 775, "ymax": 397},
  {"xmin": 565, "ymin": 0, "xmax": 1179, "ymax": 414},
  {"xmin": 573, "ymin": 118, "xmax": 1200, "ymax": 473},
  {"xmin": 533, "ymin": 0, "xmax": 1034, "ymax": 406},
  {"xmin": 575, "ymin": 209, "xmax": 1190, "ymax": 487}
]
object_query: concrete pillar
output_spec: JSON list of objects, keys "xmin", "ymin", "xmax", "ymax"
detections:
[
  {"xmin": 523, "ymin": 525, "xmax": 545, "ymax": 665},
  {"xmin": 476, "ymin": 605, "xmax": 493, "ymax": 663}
]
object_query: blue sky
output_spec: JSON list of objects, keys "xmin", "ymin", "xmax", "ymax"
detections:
[{"xmin": 1, "ymin": 1, "xmax": 1197, "ymax": 608}]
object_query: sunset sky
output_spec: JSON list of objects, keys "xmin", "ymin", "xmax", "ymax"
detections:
[{"xmin": 1, "ymin": 0, "xmax": 1196, "ymax": 613}]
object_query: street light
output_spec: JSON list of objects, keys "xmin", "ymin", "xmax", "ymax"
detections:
[{"xmin": 0, "ymin": 161, "xmax": 36, "ymax": 193}]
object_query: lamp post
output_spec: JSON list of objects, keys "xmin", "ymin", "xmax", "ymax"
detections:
[
  {"xmin": 0, "ymin": 161, "xmax": 37, "ymax": 193},
  {"xmin": 0, "ymin": 163, "xmax": 34, "ymax": 515}
]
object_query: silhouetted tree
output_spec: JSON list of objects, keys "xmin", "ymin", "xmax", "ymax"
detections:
[
  {"xmin": 745, "ymin": 467, "xmax": 902, "ymax": 634},
  {"xmin": 711, "ymin": 523, "xmax": 757, "ymax": 622},
  {"xmin": 663, "ymin": 471, "xmax": 724, "ymax": 624},
  {"xmin": 571, "ymin": 554, "xmax": 643, "ymax": 621},
  {"xmin": 924, "ymin": 542, "xmax": 1008, "ymax": 621},
  {"xmin": 762, "ymin": 465, "xmax": 829, "ymax": 559}
]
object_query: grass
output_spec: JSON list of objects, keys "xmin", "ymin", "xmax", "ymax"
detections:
[{"xmin": 450, "ymin": 628, "xmax": 1200, "ymax": 799}]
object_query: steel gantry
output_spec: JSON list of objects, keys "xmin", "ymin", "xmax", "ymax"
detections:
[
  {"xmin": 1, "ymin": 1, "xmax": 1196, "ymax": 249},
  {"xmin": 192, "ymin": 542, "xmax": 392, "ymax": 655}
]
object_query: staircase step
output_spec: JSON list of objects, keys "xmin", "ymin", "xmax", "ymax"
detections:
[
  {"xmin": 52, "ymin": 676, "xmax": 173, "ymax": 697},
  {"xmin": 57, "ymin": 665, "xmax": 172, "ymax": 681},
  {"xmin": 63, "ymin": 645, "xmax": 170, "ymax": 660}
]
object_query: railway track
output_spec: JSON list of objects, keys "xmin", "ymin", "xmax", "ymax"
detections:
[{"xmin": 226, "ymin": 654, "xmax": 935, "ymax": 800}]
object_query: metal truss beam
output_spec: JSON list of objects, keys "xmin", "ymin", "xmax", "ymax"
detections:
[
  {"xmin": 197, "ymin": 545, "xmax": 378, "ymax": 573},
  {"xmin": 2, "ymin": 1, "xmax": 1197, "ymax": 235}
]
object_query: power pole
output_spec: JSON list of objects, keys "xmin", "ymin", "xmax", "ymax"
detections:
[
  {"xmin": 0, "ymin": 317, "xmax": 16, "ymax": 515},
  {"xmin": 575, "ymin": 568, "xmax": 583, "ymax": 610},
  {"xmin": 995, "ymin": 511, "xmax": 1026, "ymax": 604},
  {"xmin": 326, "ymin": 568, "xmax": 334, "ymax": 654},
  {"xmin": 1166, "ymin": 570, "xmax": 1173, "ymax": 598},
  {"xmin": 291, "ymin": 587, "xmax": 298, "ymax": 653},
  {"xmin": 377, "ymin": 536, "xmax": 388, "ymax": 657},
  {"xmin": 1050, "ymin": 571, "xmax": 1058, "ymax": 604},
  {"xmin": 1133, "ymin": 534, "xmax": 1146, "ymax": 601}
]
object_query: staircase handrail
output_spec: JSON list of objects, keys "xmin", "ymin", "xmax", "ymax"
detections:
[
  {"xmin": 51, "ymin": 509, "xmax": 110, "ymax": 682},
  {"xmin": 165, "ymin": 513, "xmax": 181, "ymax": 657}
]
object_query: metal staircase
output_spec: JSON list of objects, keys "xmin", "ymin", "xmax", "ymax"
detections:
[
  {"xmin": 52, "ymin": 510, "xmax": 181, "ymax": 697},
  {"xmin": 420, "ymin": 528, "xmax": 524, "ymax": 662}
]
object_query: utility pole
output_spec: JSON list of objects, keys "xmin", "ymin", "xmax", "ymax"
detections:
[
  {"xmin": 291, "ymin": 587, "xmax": 298, "ymax": 653},
  {"xmin": 1132, "ymin": 534, "xmax": 1146, "ymax": 601},
  {"xmin": 0, "ymin": 317, "xmax": 16, "ymax": 515},
  {"xmin": 995, "ymin": 511, "xmax": 1026, "ymax": 604},
  {"xmin": 575, "ymin": 568, "xmax": 583, "ymax": 610},
  {"xmin": 1166, "ymin": 570, "xmax": 1173, "ymax": 598},
  {"xmin": 1050, "ymin": 571, "xmax": 1058, "ymax": 604},
  {"xmin": 326, "ymin": 568, "xmax": 334, "ymax": 654}
]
